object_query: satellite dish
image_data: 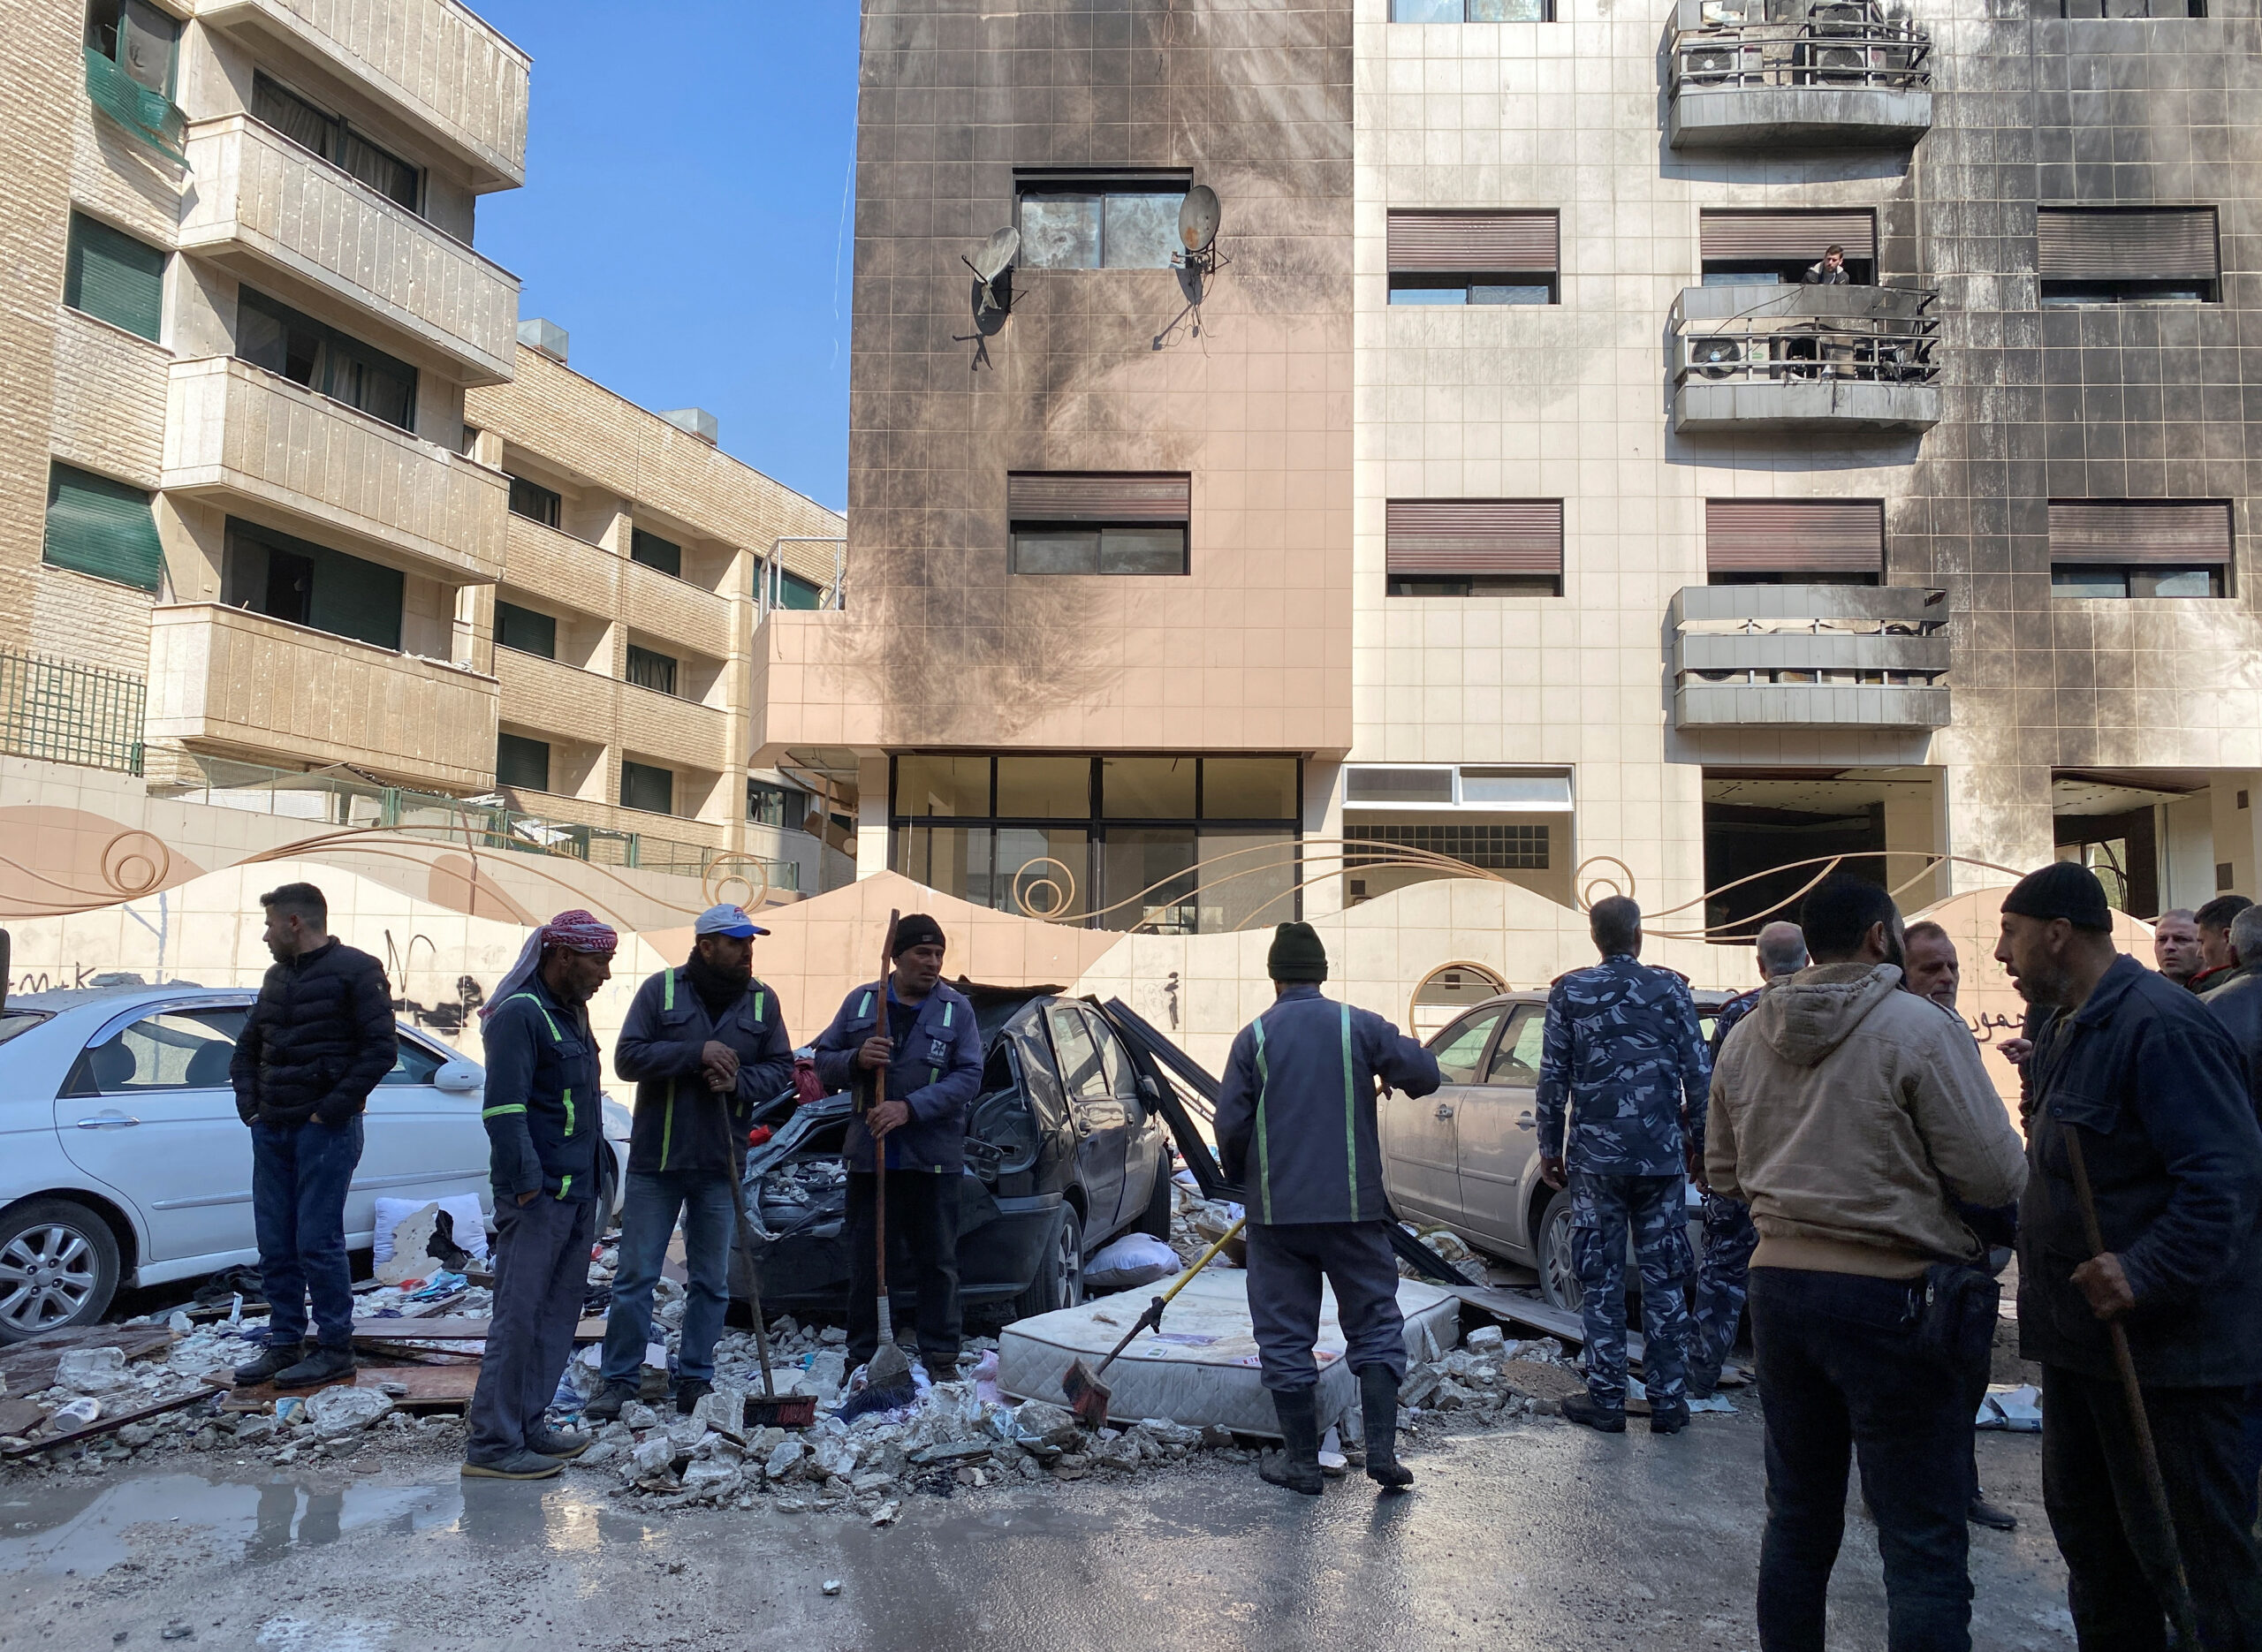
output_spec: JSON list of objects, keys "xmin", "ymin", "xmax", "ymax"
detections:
[
  {"xmin": 1179, "ymin": 186, "xmax": 1220, "ymax": 255},
  {"xmin": 965, "ymin": 227, "xmax": 1020, "ymax": 315}
]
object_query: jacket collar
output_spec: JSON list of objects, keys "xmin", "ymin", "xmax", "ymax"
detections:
[
  {"xmin": 287, "ymin": 937, "xmax": 339, "ymax": 971},
  {"xmin": 2068, "ymin": 952, "xmax": 2146, "ymax": 1028},
  {"xmin": 1274, "ymin": 981, "xmax": 1325, "ymax": 1003}
]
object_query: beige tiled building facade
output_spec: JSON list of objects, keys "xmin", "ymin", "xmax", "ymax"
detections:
[{"xmin": 5, "ymin": 0, "xmax": 844, "ymax": 896}]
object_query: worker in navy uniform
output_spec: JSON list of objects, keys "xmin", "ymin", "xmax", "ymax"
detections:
[
  {"xmin": 1214, "ymin": 922, "xmax": 1442, "ymax": 1496},
  {"xmin": 810, "ymin": 913, "xmax": 983, "ymax": 1375},
  {"xmin": 1537, "ymin": 895, "xmax": 1712, "ymax": 1435}
]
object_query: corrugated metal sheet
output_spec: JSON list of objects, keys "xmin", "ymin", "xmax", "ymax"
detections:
[
  {"xmin": 1386, "ymin": 500, "xmax": 1564, "ymax": 573},
  {"xmin": 1700, "ymin": 209, "xmax": 1877, "ymax": 261},
  {"xmin": 1386, "ymin": 212, "xmax": 1560, "ymax": 273},
  {"xmin": 2036, "ymin": 208, "xmax": 2218, "ymax": 282},
  {"xmin": 1705, "ymin": 500, "xmax": 1885, "ymax": 572},
  {"xmin": 1006, "ymin": 473, "xmax": 1192, "ymax": 523},
  {"xmin": 2048, "ymin": 500, "xmax": 2232, "ymax": 565}
]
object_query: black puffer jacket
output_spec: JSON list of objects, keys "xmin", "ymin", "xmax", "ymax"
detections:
[{"xmin": 229, "ymin": 939, "xmax": 398, "ymax": 1127}]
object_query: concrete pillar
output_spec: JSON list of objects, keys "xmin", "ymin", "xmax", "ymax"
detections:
[
  {"xmin": 855, "ymin": 752, "xmax": 891, "ymax": 880},
  {"xmin": 1302, "ymin": 758, "xmax": 1343, "ymax": 918}
]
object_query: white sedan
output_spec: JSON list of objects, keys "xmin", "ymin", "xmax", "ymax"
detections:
[{"xmin": 0, "ymin": 984, "xmax": 630, "ymax": 1343}]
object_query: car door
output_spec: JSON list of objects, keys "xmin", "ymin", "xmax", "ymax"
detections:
[
  {"xmin": 352, "ymin": 1033, "xmax": 492, "ymax": 1239},
  {"xmin": 1044, "ymin": 1003, "xmax": 1127, "ymax": 1232},
  {"xmin": 1385, "ymin": 1005, "xmax": 1504, "ymax": 1226},
  {"xmin": 1454, "ymin": 1003, "xmax": 1548, "ymax": 1259},
  {"xmin": 1090, "ymin": 1011, "xmax": 1161, "ymax": 1236},
  {"xmin": 52, "ymin": 1002, "xmax": 254, "ymax": 1266}
]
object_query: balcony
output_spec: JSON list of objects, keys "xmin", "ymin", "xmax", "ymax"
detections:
[
  {"xmin": 499, "ymin": 515, "xmax": 735, "ymax": 660},
  {"xmin": 1670, "ymin": 284, "xmax": 1941, "ymax": 434},
  {"xmin": 1670, "ymin": 584, "xmax": 1950, "ymax": 729},
  {"xmin": 196, "ymin": 0, "xmax": 528, "ymax": 190},
  {"xmin": 490, "ymin": 648, "xmax": 732, "ymax": 777},
  {"xmin": 1667, "ymin": 0, "xmax": 1931, "ymax": 149},
  {"xmin": 147, "ymin": 602, "xmax": 498, "ymax": 791},
  {"xmin": 162, "ymin": 356, "xmax": 507, "ymax": 582},
  {"xmin": 178, "ymin": 117, "xmax": 520, "ymax": 383}
]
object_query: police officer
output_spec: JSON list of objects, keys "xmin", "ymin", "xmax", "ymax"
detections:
[
  {"xmin": 810, "ymin": 914, "xmax": 983, "ymax": 1375},
  {"xmin": 1214, "ymin": 922, "xmax": 1441, "ymax": 1496},
  {"xmin": 1537, "ymin": 895, "xmax": 1710, "ymax": 1434}
]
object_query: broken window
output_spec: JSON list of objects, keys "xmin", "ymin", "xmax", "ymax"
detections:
[
  {"xmin": 1015, "ymin": 174, "xmax": 1190, "ymax": 269},
  {"xmin": 1007, "ymin": 472, "xmax": 1191, "ymax": 576},
  {"xmin": 238, "ymin": 287, "xmax": 417, "ymax": 432}
]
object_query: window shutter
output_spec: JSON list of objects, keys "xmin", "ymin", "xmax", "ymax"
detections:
[
  {"xmin": 2036, "ymin": 209, "xmax": 2218, "ymax": 283},
  {"xmin": 43, "ymin": 465, "xmax": 163, "ymax": 592},
  {"xmin": 1386, "ymin": 212, "xmax": 1559, "ymax": 273},
  {"xmin": 1007, "ymin": 473, "xmax": 1191, "ymax": 523},
  {"xmin": 1385, "ymin": 501, "xmax": 1564, "ymax": 574},
  {"xmin": 2048, "ymin": 501, "xmax": 2231, "ymax": 565},
  {"xmin": 1700, "ymin": 210, "xmax": 1877, "ymax": 262},
  {"xmin": 65, "ymin": 214, "xmax": 163, "ymax": 341},
  {"xmin": 1705, "ymin": 500, "xmax": 1885, "ymax": 574},
  {"xmin": 305, "ymin": 545, "xmax": 404, "ymax": 650}
]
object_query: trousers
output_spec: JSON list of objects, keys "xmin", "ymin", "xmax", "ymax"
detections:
[
  {"xmin": 1569, "ymin": 1171, "xmax": 1691, "ymax": 1406},
  {"xmin": 249, "ymin": 1116, "xmax": 365, "ymax": 1349},
  {"xmin": 845, "ymin": 1170, "xmax": 962, "ymax": 1368},
  {"xmin": 599, "ymin": 1170, "xmax": 737, "ymax": 1388},
  {"xmin": 1689, "ymin": 1190, "xmax": 1757, "ymax": 1393},
  {"xmin": 467, "ymin": 1194, "xmax": 596, "ymax": 1463},
  {"xmin": 1245, "ymin": 1219, "xmax": 1406, "ymax": 1394}
]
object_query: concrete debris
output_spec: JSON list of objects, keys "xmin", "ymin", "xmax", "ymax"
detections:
[
  {"xmin": 763, "ymin": 1439, "xmax": 807, "ymax": 1481},
  {"xmin": 306, "ymin": 1387, "xmax": 393, "ymax": 1437},
  {"xmin": 56, "ymin": 1348, "xmax": 135, "ymax": 1394},
  {"xmin": 869, "ymin": 1499, "xmax": 899, "ymax": 1527}
]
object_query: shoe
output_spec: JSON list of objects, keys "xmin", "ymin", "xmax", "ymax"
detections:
[
  {"xmin": 1561, "ymin": 1393, "xmax": 1628, "ymax": 1434},
  {"xmin": 1258, "ymin": 1388, "xmax": 1325, "ymax": 1497},
  {"xmin": 272, "ymin": 1344, "xmax": 356, "ymax": 1388},
  {"xmin": 527, "ymin": 1425, "xmax": 590, "ymax": 1459},
  {"xmin": 461, "ymin": 1451, "xmax": 563, "ymax": 1480},
  {"xmin": 232, "ymin": 1341, "xmax": 307, "ymax": 1385},
  {"xmin": 1358, "ymin": 1366, "xmax": 1414, "ymax": 1491},
  {"xmin": 673, "ymin": 1377, "xmax": 713, "ymax": 1417},
  {"xmin": 582, "ymin": 1380, "xmax": 639, "ymax": 1423},
  {"xmin": 1649, "ymin": 1400, "xmax": 1692, "ymax": 1436},
  {"xmin": 1968, "ymin": 1492, "xmax": 2018, "ymax": 1532}
]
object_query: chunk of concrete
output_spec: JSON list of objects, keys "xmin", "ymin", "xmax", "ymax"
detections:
[
  {"xmin": 307, "ymin": 1386, "xmax": 393, "ymax": 1436},
  {"xmin": 55, "ymin": 1347, "xmax": 133, "ymax": 1394}
]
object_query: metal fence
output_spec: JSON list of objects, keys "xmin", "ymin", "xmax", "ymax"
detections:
[{"xmin": 0, "ymin": 649, "xmax": 146, "ymax": 775}]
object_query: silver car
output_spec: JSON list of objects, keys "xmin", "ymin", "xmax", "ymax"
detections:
[{"xmin": 1378, "ymin": 989, "xmax": 1733, "ymax": 1311}]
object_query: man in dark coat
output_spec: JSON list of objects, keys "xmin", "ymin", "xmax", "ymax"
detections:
[
  {"xmin": 1997, "ymin": 861, "xmax": 2262, "ymax": 1648},
  {"xmin": 810, "ymin": 913, "xmax": 983, "ymax": 1375},
  {"xmin": 228, "ymin": 883, "xmax": 397, "ymax": 1390},
  {"xmin": 1214, "ymin": 922, "xmax": 1440, "ymax": 1496},
  {"xmin": 588, "ymin": 904, "xmax": 793, "ymax": 1421}
]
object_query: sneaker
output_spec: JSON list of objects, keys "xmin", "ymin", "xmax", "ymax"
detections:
[
  {"xmin": 581, "ymin": 1380, "xmax": 639, "ymax": 1423},
  {"xmin": 1649, "ymin": 1401, "xmax": 1692, "ymax": 1436},
  {"xmin": 273, "ymin": 1344, "xmax": 356, "ymax": 1389},
  {"xmin": 1560, "ymin": 1393, "xmax": 1628, "ymax": 1434},
  {"xmin": 232, "ymin": 1341, "xmax": 307, "ymax": 1385},
  {"xmin": 1968, "ymin": 1492, "xmax": 2018, "ymax": 1532},
  {"xmin": 527, "ymin": 1425, "xmax": 590, "ymax": 1460},
  {"xmin": 673, "ymin": 1377, "xmax": 713, "ymax": 1417},
  {"xmin": 461, "ymin": 1450, "xmax": 563, "ymax": 1481}
]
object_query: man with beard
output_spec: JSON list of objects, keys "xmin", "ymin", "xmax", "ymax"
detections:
[{"xmin": 588, "ymin": 905, "xmax": 794, "ymax": 1421}]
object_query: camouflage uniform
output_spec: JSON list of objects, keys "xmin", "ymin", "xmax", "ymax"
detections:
[
  {"xmin": 1537, "ymin": 954, "xmax": 1712, "ymax": 1409},
  {"xmin": 1689, "ymin": 987, "xmax": 1763, "ymax": 1395}
]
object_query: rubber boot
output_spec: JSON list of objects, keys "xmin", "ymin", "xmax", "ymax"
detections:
[
  {"xmin": 1258, "ymin": 1387, "xmax": 1325, "ymax": 1496},
  {"xmin": 1359, "ymin": 1365, "xmax": 1413, "ymax": 1491}
]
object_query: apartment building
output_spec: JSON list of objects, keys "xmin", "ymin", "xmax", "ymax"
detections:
[
  {"xmin": 5, "ymin": 0, "xmax": 845, "ymax": 894},
  {"xmin": 748, "ymin": 0, "xmax": 2262, "ymax": 977}
]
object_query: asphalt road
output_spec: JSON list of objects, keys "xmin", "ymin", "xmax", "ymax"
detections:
[{"xmin": 0, "ymin": 1407, "xmax": 2072, "ymax": 1652}]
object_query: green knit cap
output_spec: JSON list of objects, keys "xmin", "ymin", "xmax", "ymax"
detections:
[{"xmin": 1267, "ymin": 921, "xmax": 1328, "ymax": 982}]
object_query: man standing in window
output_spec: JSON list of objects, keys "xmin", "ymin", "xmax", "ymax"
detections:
[
  {"xmin": 229, "ymin": 883, "xmax": 396, "ymax": 1391},
  {"xmin": 1803, "ymin": 244, "xmax": 1850, "ymax": 285},
  {"xmin": 810, "ymin": 916, "xmax": 983, "ymax": 1378}
]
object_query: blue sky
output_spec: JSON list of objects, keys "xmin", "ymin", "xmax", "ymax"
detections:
[{"xmin": 472, "ymin": 2, "xmax": 860, "ymax": 512}]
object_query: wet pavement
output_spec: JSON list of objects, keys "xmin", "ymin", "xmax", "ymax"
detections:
[{"xmin": 0, "ymin": 1409, "xmax": 2072, "ymax": 1651}]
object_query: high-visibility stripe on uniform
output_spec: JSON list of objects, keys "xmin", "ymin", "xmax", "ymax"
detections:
[
  {"xmin": 507, "ymin": 991, "xmax": 562, "ymax": 1042},
  {"xmin": 1253, "ymin": 1018, "xmax": 1273, "ymax": 1224},
  {"xmin": 482, "ymin": 1104, "xmax": 525, "ymax": 1119},
  {"xmin": 1340, "ymin": 1003, "xmax": 1358, "ymax": 1220}
]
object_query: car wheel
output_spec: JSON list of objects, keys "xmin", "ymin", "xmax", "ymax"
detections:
[
  {"xmin": 1537, "ymin": 1194, "xmax": 1583, "ymax": 1315},
  {"xmin": 0, "ymin": 1199, "xmax": 121, "ymax": 1344},
  {"xmin": 1135, "ymin": 1158, "xmax": 1173, "ymax": 1242},
  {"xmin": 1013, "ymin": 1203, "xmax": 1084, "ymax": 1321}
]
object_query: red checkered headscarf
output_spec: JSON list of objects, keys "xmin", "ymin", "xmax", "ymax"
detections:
[{"xmin": 482, "ymin": 909, "xmax": 619, "ymax": 1019}]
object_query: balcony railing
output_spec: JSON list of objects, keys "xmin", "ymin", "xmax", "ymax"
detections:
[
  {"xmin": 1670, "ymin": 584, "xmax": 1950, "ymax": 728},
  {"xmin": 84, "ymin": 47, "xmax": 186, "ymax": 163},
  {"xmin": 0, "ymin": 649, "xmax": 146, "ymax": 775},
  {"xmin": 1667, "ymin": 0, "xmax": 1931, "ymax": 148},
  {"xmin": 1670, "ymin": 284, "xmax": 1942, "ymax": 432}
]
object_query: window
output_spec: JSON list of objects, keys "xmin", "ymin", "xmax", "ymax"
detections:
[
  {"xmin": 238, "ymin": 288, "xmax": 417, "ymax": 431},
  {"xmin": 1482, "ymin": 1006, "xmax": 1547, "ymax": 1086},
  {"xmin": 85, "ymin": 0, "xmax": 178, "ymax": 96},
  {"xmin": 2038, "ymin": 208, "xmax": 2218, "ymax": 306},
  {"xmin": 1015, "ymin": 172, "xmax": 1190, "ymax": 269},
  {"xmin": 64, "ymin": 213, "xmax": 163, "ymax": 341},
  {"xmin": 496, "ymin": 731, "xmax": 550, "ymax": 792},
  {"xmin": 65, "ymin": 1008, "xmax": 245, "ymax": 1095},
  {"xmin": 629, "ymin": 528, "xmax": 682, "ymax": 578},
  {"xmin": 1349, "ymin": 823, "xmax": 1550, "ymax": 871},
  {"xmin": 1007, "ymin": 473, "xmax": 1190, "ymax": 576},
  {"xmin": 1385, "ymin": 500, "xmax": 1562, "ymax": 596},
  {"xmin": 506, "ymin": 474, "xmax": 560, "ymax": 528},
  {"xmin": 770, "ymin": 568, "xmax": 824, "ymax": 610},
  {"xmin": 1392, "ymin": 0, "xmax": 1552, "ymax": 18},
  {"xmin": 1699, "ymin": 210, "xmax": 1877, "ymax": 286},
  {"xmin": 1706, "ymin": 500, "xmax": 1885, "ymax": 584},
  {"xmin": 1431, "ymin": 1008, "xmax": 1506, "ymax": 1083},
  {"xmin": 1045, "ymin": 1006, "xmax": 1112, "ymax": 1106},
  {"xmin": 380, "ymin": 1036, "xmax": 446, "ymax": 1087},
  {"xmin": 619, "ymin": 760, "xmax": 673, "ymax": 815},
  {"xmin": 1387, "ymin": 212, "xmax": 1558, "ymax": 306},
  {"xmin": 748, "ymin": 780, "xmax": 801, "ymax": 827},
  {"xmin": 250, "ymin": 72, "xmax": 420, "ymax": 213},
  {"xmin": 44, "ymin": 463, "xmax": 163, "ymax": 593},
  {"xmin": 2059, "ymin": 0, "xmax": 2201, "ymax": 14},
  {"xmin": 625, "ymin": 644, "xmax": 679, "ymax": 696},
  {"xmin": 2049, "ymin": 501, "xmax": 2230, "ymax": 599},
  {"xmin": 221, "ymin": 517, "xmax": 404, "ymax": 650},
  {"xmin": 493, "ymin": 600, "xmax": 556, "ymax": 658}
]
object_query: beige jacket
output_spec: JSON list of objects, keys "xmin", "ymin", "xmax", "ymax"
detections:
[{"xmin": 1706, "ymin": 962, "xmax": 2028, "ymax": 1278}]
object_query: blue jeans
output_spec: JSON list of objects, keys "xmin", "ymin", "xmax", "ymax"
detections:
[
  {"xmin": 599, "ymin": 1170, "xmax": 737, "ymax": 1388},
  {"xmin": 249, "ymin": 1116, "xmax": 365, "ymax": 1350},
  {"xmin": 1749, "ymin": 1267, "xmax": 1972, "ymax": 1652}
]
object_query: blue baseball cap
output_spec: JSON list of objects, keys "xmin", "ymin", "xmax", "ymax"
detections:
[{"xmin": 694, "ymin": 903, "xmax": 768, "ymax": 939}]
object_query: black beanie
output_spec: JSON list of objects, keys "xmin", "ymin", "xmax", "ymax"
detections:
[
  {"xmin": 1267, "ymin": 921, "xmax": 1328, "ymax": 982},
  {"xmin": 892, "ymin": 913, "xmax": 947, "ymax": 956},
  {"xmin": 2000, "ymin": 862, "xmax": 2113, "ymax": 932}
]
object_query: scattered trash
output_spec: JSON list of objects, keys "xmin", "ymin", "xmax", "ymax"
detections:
[
  {"xmin": 1976, "ymin": 1383, "xmax": 2042, "ymax": 1432},
  {"xmin": 1083, "ymin": 1234, "xmax": 1182, "ymax": 1295},
  {"xmin": 822, "ymin": 1580, "xmax": 842, "ymax": 1597},
  {"xmin": 1688, "ymin": 1393, "xmax": 1738, "ymax": 1414},
  {"xmin": 52, "ymin": 1398, "xmax": 103, "ymax": 1430}
]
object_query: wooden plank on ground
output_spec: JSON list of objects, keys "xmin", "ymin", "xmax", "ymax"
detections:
[
  {"xmin": 0, "ymin": 1378, "xmax": 227, "ymax": 1459},
  {"xmin": 0, "ymin": 1325, "xmax": 176, "ymax": 1394},
  {"xmin": 348, "ymin": 1316, "xmax": 607, "ymax": 1345},
  {"xmin": 1447, "ymin": 1285, "xmax": 1649, "ymax": 1365},
  {"xmin": 355, "ymin": 1365, "xmax": 480, "ymax": 1409}
]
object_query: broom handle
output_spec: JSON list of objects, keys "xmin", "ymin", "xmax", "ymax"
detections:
[
  {"xmin": 2061, "ymin": 1121, "xmax": 2200, "ymax": 1645},
  {"xmin": 873, "ymin": 910, "xmax": 899, "ymax": 1345}
]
